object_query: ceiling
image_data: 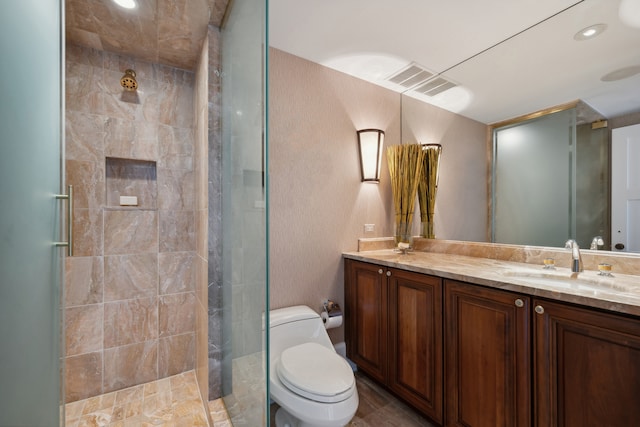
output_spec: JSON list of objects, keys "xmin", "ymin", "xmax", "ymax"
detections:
[
  {"xmin": 269, "ymin": 0, "xmax": 640, "ymax": 124},
  {"xmin": 65, "ymin": 0, "xmax": 229, "ymax": 70},
  {"xmin": 65, "ymin": 0, "xmax": 640, "ymax": 124}
]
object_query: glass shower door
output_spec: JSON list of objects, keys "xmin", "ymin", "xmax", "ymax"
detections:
[
  {"xmin": 220, "ymin": 0, "xmax": 269, "ymax": 425},
  {"xmin": 0, "ymin": 1, "xmax": 63, "ymax": 425},
  {"xmin": 492, "ymin": 109, "xmax": 575, "ymax": 247},
  {"xmin": 492, "ymin": 106, "xmax": 609, "ymax": 249}
]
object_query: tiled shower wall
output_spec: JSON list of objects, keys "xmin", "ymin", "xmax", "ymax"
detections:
[
  {"xmin": 206, "ymin": 25, "xmax": 224, "ymax": 400},
  {"xmin": 64, "ymin": 44, "xmax": 203, "ymax": 403}
]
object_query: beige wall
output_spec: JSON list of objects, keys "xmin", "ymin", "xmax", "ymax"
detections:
[
  {"xmin": 64, "ymin": 44, "xmax": 205, "ymax": 402},
  {"xmin": 401, "ymin": 96, "xmax": 488, "ymax": 241},
  {"xmin": 268, "ymin": 48, "xmax": 488, "ymax": 343}
]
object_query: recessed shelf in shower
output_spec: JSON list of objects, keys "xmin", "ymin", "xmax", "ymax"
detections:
[{"xmin": 105, "ymin": 157, "xmax": 157, "ymax": 209}]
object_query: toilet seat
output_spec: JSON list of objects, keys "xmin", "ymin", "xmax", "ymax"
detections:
[{"xmin": 277, "ymin": 342, "xmax": 355, "ymax": 404}]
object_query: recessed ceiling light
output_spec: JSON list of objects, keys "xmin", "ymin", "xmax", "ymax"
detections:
[
  {"xmin": 573, "ymin": 23, "xmax": 607, "ymax": 41},
  {"xmin": 113, "ymin": 0, "xmax": 136, "ymax": 9},
  {"xmin": 601, "ymin": 65, "xmax": 640, "ymax": 82}
]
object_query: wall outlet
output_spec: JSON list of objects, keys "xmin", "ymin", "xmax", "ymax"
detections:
[{"xmin": 364, "ymin": 224, "xmax": 375, "ymax": 233}]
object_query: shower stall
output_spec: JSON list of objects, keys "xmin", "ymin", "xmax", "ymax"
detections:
[
  {"xmin": 491, "ymin": 102, "xmax": 610, "ymax": 249},
  {"xmin": 1, "ymin": 0, "xmax": 268, "ymax": 425}
]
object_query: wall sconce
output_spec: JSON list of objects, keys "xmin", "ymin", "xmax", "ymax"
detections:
[{"xmin": 357, "ymin": 129, "xmax": 385, "ymax": 182}]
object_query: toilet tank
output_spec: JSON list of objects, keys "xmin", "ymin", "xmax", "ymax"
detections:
[{"xmin": 269, "ymin": 306, "xmax": 334, "ymax": 357}]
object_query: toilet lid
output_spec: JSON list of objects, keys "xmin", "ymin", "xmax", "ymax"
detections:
[{"xmin": 277, "ymin": 342, "xmax": 355, "ymax": 403}]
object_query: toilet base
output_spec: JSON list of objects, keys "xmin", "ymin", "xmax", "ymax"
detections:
[
  {"xmin": 276, "ymin": 406, "xmax": 347, "ymax": 427},
  {"xmin": 275, "ymin": 406, "xmax": 299, "ymax": 427}
]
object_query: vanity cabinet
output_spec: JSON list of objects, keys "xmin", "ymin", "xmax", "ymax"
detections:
[
  {"xmin": 344, "ymin": 259, "xmax": 388, "ymax": 383},
  {"xmin": 345, "ymin": 257, "xmax": 640, "ymax": 427},
  {"xmin": 344, "ymin": 259, "xmax": 443, "ymax": 423},
  {"xmin": 534, "ymin": 299, "xmax": 640, "ymax": 426},
  {"xmin": 389, "ymin": 267, "xmax": 443, "ymax": 422},
  {"xmin": 444, "ymin": 280, "xmax": 531, "ymax": 427}
]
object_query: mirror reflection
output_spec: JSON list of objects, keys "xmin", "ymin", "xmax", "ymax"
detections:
[
  {"xmin": 399, "ymin": 0, "xmax": 640, "ymax": 252},
  {"xmin": 490, "ymin": 103, "xmax": 609, "ymax": 250},
  {"xmin": 270, "ymin": 0, "xmax": 640, "ymax": 253}
]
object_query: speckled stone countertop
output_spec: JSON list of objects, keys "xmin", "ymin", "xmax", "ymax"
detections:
[{"xmin": 343, "ymin": 248, "xmax": 640, "ymax": 317}]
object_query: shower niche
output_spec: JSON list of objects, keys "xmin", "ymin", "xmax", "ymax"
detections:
[{"xmin": 106, "ymin": 157, "xmax": 157, "ymax": 209}]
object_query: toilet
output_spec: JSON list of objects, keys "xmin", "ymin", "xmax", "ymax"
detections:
[{"xmin": 269, "ymin": 305, "xmax": 359, "ymax": 427}]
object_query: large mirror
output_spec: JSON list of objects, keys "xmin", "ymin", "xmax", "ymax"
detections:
[
  {"xmin": 398, "ymin": 0, "xmax": 640, "ymax": 123},
  {"xmin": 270, "ymin": 0, "xmax": 640, "ymax": 252},
  {"xmin": 397, "ymin": 0, "xmax": 640, "ymax": 252}
]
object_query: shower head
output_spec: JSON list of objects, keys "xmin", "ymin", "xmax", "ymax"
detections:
[{"xmin": 120, "ymin": 69, "xmax": 138, "ymax": 91}]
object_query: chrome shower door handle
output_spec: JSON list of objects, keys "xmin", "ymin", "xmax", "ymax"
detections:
[{"xmin": 54, "ymin": 184, "xmax": 73, "ymax": 256}]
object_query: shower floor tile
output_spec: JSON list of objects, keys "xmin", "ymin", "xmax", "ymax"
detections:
[
  {"xmin": 208, "ymin": 399, "xmax": 233, "ymax": 426},
  {"xmin": 64, "ymin": 370, "xmax": 211, "ymax": 427}
]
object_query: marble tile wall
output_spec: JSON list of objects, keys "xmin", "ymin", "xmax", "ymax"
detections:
[
  {"xmin": 64, "ymin": 44, "xmax": 200, "ymax": 403},
  {"xmin": 207, "ymin": 25, "xmax": 224, "ymax": 400},
  {"xmin": 65, "ymin": 0, "xmax": 210, "ymax": 71}
]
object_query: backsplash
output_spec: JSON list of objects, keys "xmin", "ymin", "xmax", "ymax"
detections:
[{"xmin": 358, "ymin": 237, "xmax": 640, "ymax": 276}]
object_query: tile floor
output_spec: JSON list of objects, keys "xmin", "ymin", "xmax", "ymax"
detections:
[
  {"xmin": 208, "ymin": 399, "xmax": 233, "ymax": 426},
  {"xmin": 65, "ymin": 369, "xmax": 433, "ymax": 426},
  {"xmin": 64, "ymin": 370, "xmax": 212, "ymax": 427},
  {"xmin": 270, "ymin": 371, "xmax": 436, "ymax": 427}
]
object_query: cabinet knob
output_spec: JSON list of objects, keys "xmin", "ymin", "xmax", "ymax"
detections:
[
  {"xmin": 515, "ymin": 298, "xmax": 524, "ymax": 307},
  {"xmin": 535, "ymin": 305, "xmax": 545, "ymax": 314},
  {"xmin": 386, "ymin": 271, "xmax": 392, "ymax": 277},
  {"xmin": 378, "ymin": 269, "xmax": 383, "ymax": 274}
]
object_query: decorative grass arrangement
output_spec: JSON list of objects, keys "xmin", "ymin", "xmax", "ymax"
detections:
[
  {"xmin": 387, "ymin": 144, "xmax": 425, "ymax": 245},
  {"xmin": 418, "ymin": 144, "xmax": 442, "ymax": 238}
]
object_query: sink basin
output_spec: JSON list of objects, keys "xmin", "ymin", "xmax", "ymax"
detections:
[{"xmin": 500, "ymin": 268, "xmax": 624, "ymax": 294}]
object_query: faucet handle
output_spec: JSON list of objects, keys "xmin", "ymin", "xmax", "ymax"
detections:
[{"xmin": 590, "ymin": 236, "xmax": 604, "ymax": 250}]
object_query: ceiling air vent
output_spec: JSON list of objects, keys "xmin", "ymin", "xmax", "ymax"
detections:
[
  {"xmin": 387, "ymin": 63, "xmax": 434, "ymax": 89},
  {"xmin": 386, "ymin": 63, "xmax": 458, "ymax": 97},
  {"xmin": 413, "ymin": 77, "xmax": 457, "ymax": 97}
]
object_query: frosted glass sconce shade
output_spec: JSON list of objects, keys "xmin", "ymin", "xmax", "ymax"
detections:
[{"xmin": 357, "ymin": 129, "xmax": 385, "ymax": 182}]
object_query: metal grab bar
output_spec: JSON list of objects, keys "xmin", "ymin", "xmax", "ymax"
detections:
[{"xmin": 54, "ymin": 185, "xmax": 73, "ymax": 256}]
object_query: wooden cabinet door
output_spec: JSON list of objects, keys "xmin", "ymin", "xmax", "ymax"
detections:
[
  {"xmin": 534, "ymin": 299, "xmax": 640, "ymax": 427},
  {"xmin": 344, "ymin": 259, "xmax": 388, "ymax": 382},
  {"xmin": 389, "ymin": 269, "xmax": 443, "ymax": 424},
  {"xmin": 445, "ymin": 280, "xmax": 531, "ymax": 427}
]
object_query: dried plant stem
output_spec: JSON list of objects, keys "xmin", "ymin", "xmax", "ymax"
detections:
[{"xmin": 418, "ymin": 144, "xmax": 442, "ymax": 238}]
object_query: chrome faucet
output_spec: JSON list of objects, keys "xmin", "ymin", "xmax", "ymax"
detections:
[
  {"xmin": 565, "ymin": 239, "xmax": 583, "ymax": 272},
  {"xmin": 590, "ymin": 236, "xmax": 604, "ymax": 250}
]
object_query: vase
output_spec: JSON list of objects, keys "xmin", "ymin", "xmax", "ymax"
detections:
[
  {"xmin": 421, "ymin": 214, "xmax": 435, "ymax": 239},
  {"xmin": 394, "ymin": 221, "xmax": 413, "ymax": 246}
]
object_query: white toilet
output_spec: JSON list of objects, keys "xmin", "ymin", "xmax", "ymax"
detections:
[{"xmin": 269, "ymin": 305, "xmax": 359, "ymax": 427}]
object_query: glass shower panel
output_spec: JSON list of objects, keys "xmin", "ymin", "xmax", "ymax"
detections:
[
  {"xmin": 220, "ymin": 0, "xmax": 268, "ymax": 425},
  {"xmin": 493, "ymin": 109, "xmax": 575, "ymax": 247},
  {"xmin": 0, "ymin": 0, "xmax": 63, "ymax": 425},
  {"xmin": 575, "ymin": 124, "xmax": 609, "ymax": 248}
]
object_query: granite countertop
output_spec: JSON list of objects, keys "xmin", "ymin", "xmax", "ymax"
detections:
[{"xmin": 343, "ymin": 250, "xmax": 640, "ymax": 317}]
